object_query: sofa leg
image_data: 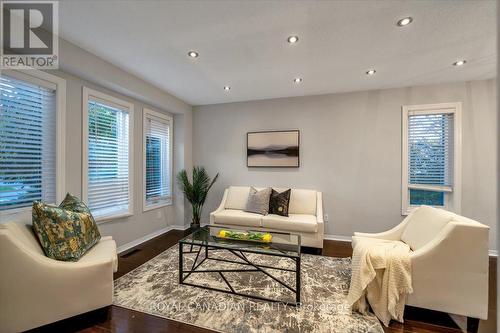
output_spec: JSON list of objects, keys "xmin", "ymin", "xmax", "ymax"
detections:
[{"xmin": 467, "ymin": 317, "xmax": 480, "ymax": 333}]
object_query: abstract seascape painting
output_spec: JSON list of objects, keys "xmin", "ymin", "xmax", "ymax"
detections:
[{"xmin": 247, "ymin": 130, "xmax": 300, "ymax": 167}]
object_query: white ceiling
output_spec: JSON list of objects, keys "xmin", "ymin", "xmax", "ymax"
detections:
[{"xmin": 59, "ymin": 0, "xmax": 496, "ymax": 106}]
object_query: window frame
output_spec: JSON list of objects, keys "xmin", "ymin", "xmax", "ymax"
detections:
[
  {"xmin": 401, "ymin": 102, "xmax": 462, "ymax": 215},
  {"xmin": 0, "ymin": 69, "xmax": 66, "ymax": 218},
  {"xmin": 142, "ymin": 108, "xmax": 173, "ymax": 211},
  {"xmin": 82, "ymin": 87, "xmax": 134, "ymax": 222}
]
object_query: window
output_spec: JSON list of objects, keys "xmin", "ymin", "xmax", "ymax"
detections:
[
  {"xmin": 143, "ymin": 108, "xmax": 173, "ymax": 210},
  {"xmin": 82, "ymin": 87, "xmax": 134, "ymax": 221},
  {"xmin": 402, "ymin": 103, "xmax": 462, "ymax": 214},
  {"xmin": 0, "ymin": 70, "xmax": 65, "ymax": 215}
]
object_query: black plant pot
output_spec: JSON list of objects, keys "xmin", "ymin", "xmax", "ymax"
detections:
[{"xmin": 190, "ymin": 221, "xmax": 201, "ymax": 231}]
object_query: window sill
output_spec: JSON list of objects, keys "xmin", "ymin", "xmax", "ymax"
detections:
[
  {"xmin": 0, "ymin": 203, "xmax": 58, "ymax": 222},
  {"xmin": 143, "ymin": 200, "xmax": 173, "ymax": 212},
  {"xmin": 95, "ymin": 212, "xmax": 133, "ymax": 224}
]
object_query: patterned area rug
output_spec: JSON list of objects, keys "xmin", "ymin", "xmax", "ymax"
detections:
[{"xmin": 114, "ymin": 245, "xmax": 383, "ymax": 333}]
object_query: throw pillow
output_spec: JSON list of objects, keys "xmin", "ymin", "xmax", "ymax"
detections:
[
  {"xmin": 244, "ymin": 187, "xmax": 271, "ymax": 215},
  {"xmin": 59, "ymin": 193, "xmax": 101, "ymax": 249},
  {"xmin": 32, "ymin": 194, "xmax": 101, "ymax": 261},
  {"xmin": 269, "ymin": 189, "xmax": 291, "ymax": 217}
]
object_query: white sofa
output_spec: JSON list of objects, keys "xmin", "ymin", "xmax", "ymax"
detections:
[
  {"xmin": 0, "ymin": 219, "xmax": 118, "ymax": 333},
  {"xmin": 210, "ymin": 186, "xmax": 324, "ymax": 249},
  {"xmin": 352, "ymin": 205, "xmax": 489, "ymax": 324}
]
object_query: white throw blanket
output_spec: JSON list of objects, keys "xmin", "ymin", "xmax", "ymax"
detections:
[{"xmin": 346, "ymin": 237, "xmax": 413, "ymax": 327}]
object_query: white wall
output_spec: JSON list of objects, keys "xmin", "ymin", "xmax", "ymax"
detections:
[{"xmin": 193, "ymin": 79, "xmax": 497, "ymax": 250}]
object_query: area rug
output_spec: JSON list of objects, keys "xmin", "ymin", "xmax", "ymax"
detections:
[{"xmin": 113, "ymin": 244, "xmax": 383, "ymax": 333}]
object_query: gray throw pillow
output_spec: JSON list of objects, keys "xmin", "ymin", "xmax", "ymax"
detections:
[{"xmin": 244, "ymin": 187, "xmax": 271, "ymax": 215}]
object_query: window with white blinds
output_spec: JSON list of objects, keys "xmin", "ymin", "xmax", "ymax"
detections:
[
  {"xmin": 0, "ymin": 74, "xmax": 58, "ymax": 212},
  {"xmin": 408, "ymin": 113, "xmax": 453, "ymax": 190},
  {"xmin": 83, "ymin": 88, "xmax": 134, "ymax": 220},
  {"xmin": 143, "ymin": 109, "xmax": 172, "ymax": 210},
  {"xmin": 402, "ymin": 103, "xmax": 461, "ymax": 214}
]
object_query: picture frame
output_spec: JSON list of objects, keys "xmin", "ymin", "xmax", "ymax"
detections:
[{"xmin": 246, "ymin": 130, "xmax": 300, "ymax": 168}]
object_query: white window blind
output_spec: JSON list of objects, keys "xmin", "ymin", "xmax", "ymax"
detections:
[
  {"xmin": 144, "ymin": 111, "xmax": 171, "ymax": 208},
  {"xmin": 87, "ymin": 98, "xmax": 131, "ymax": 218},
  {"xmin": 0, "ymin": 75, "xmax": 56, "ymax": 211},
  {"xmin": 408, "ymin": 112, "xmax": 454, "ymax": 192}
]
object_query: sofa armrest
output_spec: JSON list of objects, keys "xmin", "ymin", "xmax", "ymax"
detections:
[
  {"xmin": 316, "ymin": 192, "xmax": 324, "ymax": 224},
  {"xmin": 409, "ymin": 221, "xmax": 489, "ymax": 319},
  {"xmin": 210, "ymin": 189, "xmax": 228, "ymax": 224}
]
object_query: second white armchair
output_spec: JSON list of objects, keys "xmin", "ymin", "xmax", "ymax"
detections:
[{"xmin": 352, "ymin": 205, "xmax": 489, "ymax": 327}]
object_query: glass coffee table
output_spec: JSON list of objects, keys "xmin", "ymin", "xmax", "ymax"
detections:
[{"xmin": 178, "ymin": 225, "xmax": 301, "ymax": 305}]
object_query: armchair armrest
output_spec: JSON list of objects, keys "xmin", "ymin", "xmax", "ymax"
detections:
[
  {"xmin": 354, "ymin": 216, "xmax": 410, "ymax": 241},
  {"xmin": 353, "ymin": 209, "xmax": 417, "ymax": 241},
  {"xmin": 210, "ymin": 189, "xmax": 228, "ymax": 224},
  {"xmin": 409, "ymin": 221, "xmax": 489, "ymax": 319}
]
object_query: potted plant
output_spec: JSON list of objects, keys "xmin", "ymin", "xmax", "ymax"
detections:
[{"xmin": 177, "ymin": 167, "xmax": 219, "ymax": 229}]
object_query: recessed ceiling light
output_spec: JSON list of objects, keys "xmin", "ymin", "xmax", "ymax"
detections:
[
  {"xmin": 366, "ymin": 69, "xmax": 376, "ymax": 75},
  {"xmin": 397, "ymin": 17, "xmax": 413, "ymax": 27},
  {"xmin": 223, "ymin": 86, "xmax": 231, "ymax": 91},
  {"xmin": 293, "ymin": 77, "xmax": 303, "ymax": 84},
  {"xmin": 188, "ymin": 51, "xmax": 199, "ymax": 58},
  {"xmin": 453, "ymin": 60, "xmax": 466, "ymax": 66},
  {"xmin": 287, "ymin": 35, "xmax": 299, "ymax": 44}
]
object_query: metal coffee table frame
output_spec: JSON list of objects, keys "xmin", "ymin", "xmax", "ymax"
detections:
[{"xmin": 179, "ymin": 227, "xmax": 301, "ymax": 306}]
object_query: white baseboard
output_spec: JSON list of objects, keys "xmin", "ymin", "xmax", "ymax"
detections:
[
  {"xmin": 324, "ymin": 234, "xmax": 498, "ymax": 257},
  {"xmin": 117, "ymin": 224, "xmax": 189, "ymax": 254},
  {"xmin": 324, "ymin": 234, "xmax": 352, "ymax": 242},
  {"xmin": 171, "ymin": 224, "xmax": 190, "ymax": 231}
]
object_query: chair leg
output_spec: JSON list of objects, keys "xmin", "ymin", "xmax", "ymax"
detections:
[{"xmin": 467, "ymin": 317, "xmax": 480, "ymax": 333}]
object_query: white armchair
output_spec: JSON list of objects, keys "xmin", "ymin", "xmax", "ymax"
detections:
[
  {"xmin": 352, "ymin": 206, "xmax": 489, "ymax": 326},
  {"xmin": 0, "ymin": 219, "xmax": 118, "ymax": 333}
]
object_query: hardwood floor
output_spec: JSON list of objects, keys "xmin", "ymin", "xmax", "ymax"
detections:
[{"xmin": 28, "ymin": 229, "xmax": 497, "ymax": 333}]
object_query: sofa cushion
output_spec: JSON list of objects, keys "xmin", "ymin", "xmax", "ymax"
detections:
[
  {"xmin": 212, "ymin": 209, "xmax": 262, "ymax": 227},
  {"xmin": 79, "ymin": 237, "xmax": 118, "ymax": 272},
  {"xmin": 288, "ymin": 189, "xmax": 317, "ymax": 215},
  {"xmin": 244, "ymin": 187, "xmax": 271, "ymax": 215},
  {"xmin": 401, "ymin": 205, "xmax": 454, "ymax": 250},
  {"xmin": 269, "ymin": 189, "xmax": 291, "ymax": 217},
  {"xmin": 225, "ymin": 186, "xmax": 251, "ymax": 210},
  {"xmin": 262, "ymin": 214, "xmax": 318, "ymax": 233}
]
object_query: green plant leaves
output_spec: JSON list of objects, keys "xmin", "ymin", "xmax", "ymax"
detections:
[{"xmin": 176, "ymin": 167, "xmax": 219, "ymax": 224}]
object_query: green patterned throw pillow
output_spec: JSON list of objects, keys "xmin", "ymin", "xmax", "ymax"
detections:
[
  {"xmin": 59, "ymin": 193, "xmax": 101, "ymax": 248},
  {"xmin": 32, "ymin": 194, "xmax": 101, "ymax": 261}
]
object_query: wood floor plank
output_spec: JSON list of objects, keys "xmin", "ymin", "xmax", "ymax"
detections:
[{"xmin": 27, "ymin": 229, "xmax": 495, "ymax": 333}]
